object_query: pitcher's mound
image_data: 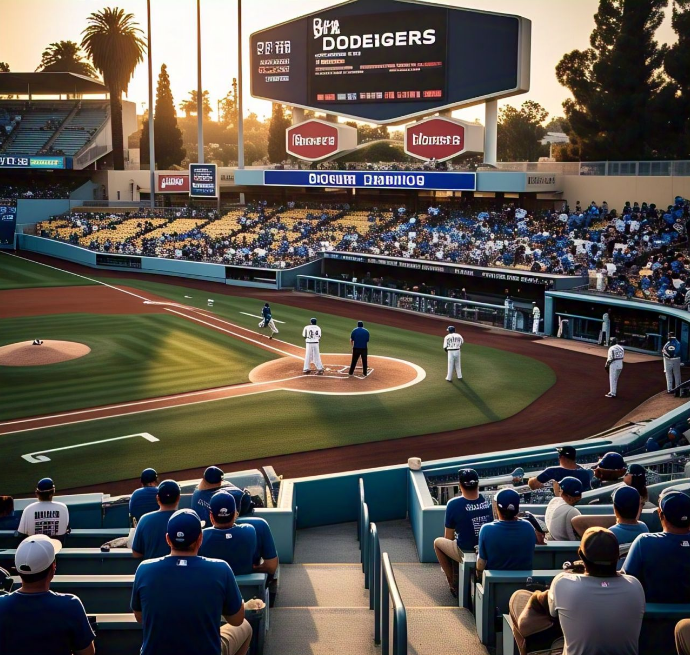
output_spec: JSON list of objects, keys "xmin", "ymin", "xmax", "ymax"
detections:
[{"xmin": 0, "ymin": 340, "xmax": 91, "ymax": 367}]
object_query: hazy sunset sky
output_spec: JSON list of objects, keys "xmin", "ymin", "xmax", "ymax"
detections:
[{"xmin": 0, "ymin": 0, "xmax": 678, "ymax": 125}]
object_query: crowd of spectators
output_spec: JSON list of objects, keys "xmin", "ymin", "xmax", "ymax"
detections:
[{"xmin": 0, "ymin": 182, "xmax": 74, "ymax": 199}]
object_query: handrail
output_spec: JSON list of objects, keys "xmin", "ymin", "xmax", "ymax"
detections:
[
  {"xmin": 362, "ymin": 502, "xmax": 370, "ymax": 586},
  {"xmin": 357, "ymin": 477, "xmax": 365, "ymax": 545},
  {"xmin": 369, "ymin": 524, "xmax": 381, "ymax": 639},
  {"xmin": 380, "ymin": 552, "xmax": 408, "ymax": 655}
]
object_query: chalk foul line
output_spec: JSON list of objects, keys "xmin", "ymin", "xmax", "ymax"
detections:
[{"xmin": 22, "ymin": 432, "xmax": 159, "ymax": 463}]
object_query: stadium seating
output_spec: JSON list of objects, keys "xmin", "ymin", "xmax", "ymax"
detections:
[
  {"xmin": 50, "ymin": 103, "xmax": 108, "ymax": 155},
  {"xmin": 0, "ymin": 102, "xmax": 71, "ymax": 155}
]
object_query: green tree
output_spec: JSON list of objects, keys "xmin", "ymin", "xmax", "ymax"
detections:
[
  {"xmin": 140, "ymin": 64, "xmax": 185, "ymax": 168},
  {"xmin": 664, "ymin": 0, "xmax": 690, "ymax": 157},
  {"xmin": 267, "ymin": 103, "xmax": 290, "ymax": 162},
  {"xmin": 81, "ymin": 7, "xmax": 146, "ymax": 171},
  {"xmin": 497, "ymin": 101, "xmax": 549, "ymax": 161},
  {"xmin": 179, "ymin": 89, "xmax": 212, "ymax": 118},
  {"xmin": 344, "ymin": 121, "xmax": 389, "ymax": 144},
  {"xmin": 36, "ymin": 40, "xmax": 96, "ymax": 77},
  {"xmin": 219, "ymin": 78, "xmax": 238, "ymax": 126},
  {"xmin": 0, "ymin": 62, "xmax": 10, "ymax": 72},
  {"xmin": 556, "ymin": 0, "xmax": 668, "ymax": 160},
  {"xmin": 543, "ymin": 116, "xmax": 570, "ymax": 134},
  {"xmin": 338, "ymin": 141, "xmax": 410, "ymax": 163}
]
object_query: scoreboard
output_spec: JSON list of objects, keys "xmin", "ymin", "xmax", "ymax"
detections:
[
  {"xmin": 0, "ymin": 200, "xmax": 17, "ymax": 249},
  {"xmin": 250, "ymin": 0, "xmax": 531, "ymax": 124}
]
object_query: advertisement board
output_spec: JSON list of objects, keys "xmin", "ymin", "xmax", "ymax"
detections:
[
  {"xmin": 404, "ymin": 116, "xmax": 484, "ymax": 161},
  {"xmin": 0, "ymin": 201, "xmax": 18, "ymax": 248},
  {"xmin": 285, "ymin": 119, "xmax": 357, "ymax": 161},
  {"xmin": 250, "ymin": 0, "xmax": 530, "ymax": 123},
  {"xmin": 189, "ymin": 163, "xmax": 218, "ymax": 198},
  {"xmin": 263, "ymin": 169, "xmax": 476, "ymax": 191},
  {"xmin": 0, "ymin": 155, "xmax": 71, "ymax": 170},
  {"xmin": 157, "ymin": 173, "xmax": 190, "ymax": 193}
]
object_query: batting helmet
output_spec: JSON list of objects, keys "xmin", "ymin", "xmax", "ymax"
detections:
[
  {"xmin": 310, "ymin": 317, "xmax": 317, "ymax": 325},
  {"xmin": 609, "ymin": 337, "xmax": 618, "ymax": 345},
  {"xmin": 264, "ymin": 303, "xmax": 270, "ymax": 308},
  {"xmin": 447, "ymin": 326, "xmax": 455, "ymax": 333}
]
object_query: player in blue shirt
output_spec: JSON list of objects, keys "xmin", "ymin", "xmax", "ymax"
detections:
[
  {"xmin": 528, "ymin": 446, "xmax": 592, "ymax": 491},
  {"xmin": 259, "ymin": 303, "xmax": 279, "ymax": 339},
  {"xmin": 349, "ymin": 321, "xmax": 370, "ymax": 376},
  {"xmin": 192, "ymin": 466, "xmax": 225, "ymax": 524},
  {"xmin": 622, "ymin": 490, "xmax": 690, "ymax": 603},
  {"xmin": 0, "ymin": 534, "xmax": 95, "ymax": 655},
  {"xmin": 132, "ymin": 480, "xmax": 180, "ymax": 561},
  {"xmin": 199, "ymin": 491, "xmax": 257, "ymax": 575},
  {"xmin": 478, "ymin": 489, "xmax": 537, "ymax": 572},
  {"xmin": 434, "ymin": 468, "xmax": 492, "ymax": 597},
  {"xmin": 131, "ymin": 509, "xmax": 252, "ymax": 655},
  {"xmin": 129, "ymin": 468, "xmax": 159, "ymax": 524}
]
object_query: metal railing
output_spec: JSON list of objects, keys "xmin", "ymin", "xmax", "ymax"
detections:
[{"xmin": 379, "ymin": 552, "xmax": 407, "ymax": 655}]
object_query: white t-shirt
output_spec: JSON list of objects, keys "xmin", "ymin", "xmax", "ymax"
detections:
[
  {"xmin": 548, "ymin": 572, "xmax": 645, "ymax": 655},
  {"xmin": 302, "ymin": 325, "xmax": 322, "ymax": 343},
  {"xmin": 443, "ymin": 333, "xmax": 464, "ymax": 351},
  {"xmin": 18, "ymin": 500, "xmax": 69, "ymax": 536},
  {"xmin": 545, "ymin": 497, "xmax": 580, "ymax": 541}
]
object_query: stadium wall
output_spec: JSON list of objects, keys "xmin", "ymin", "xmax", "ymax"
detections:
[{"xmin": 15, "ymin": 199, "xmax": 70, "ymax": 225}]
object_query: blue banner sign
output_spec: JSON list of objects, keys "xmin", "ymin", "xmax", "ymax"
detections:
[
  {"xmin": 263, "ymin": 169, "xmax": 476, "ymax": 191},
  {"xmin": 189, "ymin": 163, "xmax": 218, "ymax": 197},
  {"xmin": 0, "ymin": 201, "xmax": 18, "ymax": 248},
  {"xmin": 0, "ymin": 155, "xmax": 70, "ymax": 169}
]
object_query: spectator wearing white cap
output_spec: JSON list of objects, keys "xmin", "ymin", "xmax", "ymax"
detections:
[
  {"xmin": 129, "ymin": 468, "xmax": 159, "ymax": 524},
  {"xmin": 545, "ymin": 477, "xmax": 583, "ymax": 541},
  {"xmin": 192, "ymin": 466, "xmax": 225, "ymax": 524},
  {"xmin": 0, "ymin": 534, "xmax": 95, "ymax": 655},
  {"xmin": 17, "ymin": 478, "xmax": 69, "ymax": 539}
]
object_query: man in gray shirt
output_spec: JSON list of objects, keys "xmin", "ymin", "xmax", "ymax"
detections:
[
  {"xmin": 548, "ymin": 527, "xmax": 645, "ymax": 655},
  {"xmin": 545, "ymin": 477, "xmax": 582, "ymax": 541}
]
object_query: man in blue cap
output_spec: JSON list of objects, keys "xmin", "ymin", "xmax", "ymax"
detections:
[
  {"xmin": 609, "ymin": 486, "xmax": 649, "ymax": 566},
  {"xmin": 199, "ymin": 492, "xmax": 257, "ymax": 575},
  {"xmin": 623, "ymin": 490, "xmax": 690, "ymax": 602},
  {"xmin": 544, "ymin": 477, "xmax": 582, "ymax": 541},
  {"xmin": 17, "ymin": 478, "xmax": 69, "ymax": 539},
  {"xmin": 348, "ymin": 321, "xmax": 370, "ymax": 376},
  {"xmin": 132, "ymin": 480, "xmax": 181, "ymax": 561},
  {"xmin": 192, "ymin": 466, "xmax": 225, "ymax": 524},
  {"xmin": 131, "ymin": 509, "xmax": 252, "ymax": 655},
  {"xmin": 129, "ymin": 468, "xmax": 159, "ymax": 524},
  {"xmin": 477, "ymin": 489, "xmax": 537, "ymax": 572},
  {"xmin": 528, "ymin": 446, "xmax": 592, "ymax": 492},
  {"xmin": 594, "ymin": 452, "xmax": 627, "ymax": 482}
]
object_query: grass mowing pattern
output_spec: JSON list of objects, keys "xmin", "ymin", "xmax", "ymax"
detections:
[{"xmin": 0, "ymin": 252, "xmax": 97, "ymax": 290}]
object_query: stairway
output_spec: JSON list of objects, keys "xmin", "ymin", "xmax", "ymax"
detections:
[{"xmin": 265, "ymin": 520, "xmax": 486, "ymax": 655}]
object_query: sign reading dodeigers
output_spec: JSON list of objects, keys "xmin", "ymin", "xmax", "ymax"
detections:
[
  {"xmin": 263, "ymin": 170, "xmax": 476, "ymax": 191},
  {"xmin": 189, "ymin": 163, "xmax": 218, "ymax": 198},
  {"xmin": 0, "ymin": 155, "xmax": 71, "ymax": 169},
  {"xmin": 0, "ymin": 201, "xmax": 18, "ymax": 248}
]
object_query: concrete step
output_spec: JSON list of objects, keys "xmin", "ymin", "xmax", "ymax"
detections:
[
  {"xmin": 294, "ymin": 522, "xmax": 360, "ymax": 563},
  {"xmin": 265, "ymin": 608, "xmax": 376, "ymax": 655},
  {"xmin": 377, "ymin": 518, "xmax": 419, "ymax": 562},
  {"xmin": 407, "ymin": 607, "xmax": 488, "ymax": 655},
  {"xmin": 390, "ymin": 562, "xmax": 457, "ymax": 607},
  {"xmin": 275, "ymin": 564, "xmax": 367, "ymax": 608}
]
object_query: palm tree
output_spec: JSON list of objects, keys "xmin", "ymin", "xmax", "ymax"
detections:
[
  {"xmin": 36, "ymin": 41, "xmax": 96, "ymax": 78},
  {"xmin": 0, "ymin": 62, "xmax": 9, "ymax": 72},
  {"xmin": 81, "ymin": 7, "xmax": 145, "ymax": 170}
]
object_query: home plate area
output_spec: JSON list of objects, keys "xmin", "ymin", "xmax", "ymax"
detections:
[{"xmin": 248, "ymin": 353, "xmax": 425, "ymax": 395}]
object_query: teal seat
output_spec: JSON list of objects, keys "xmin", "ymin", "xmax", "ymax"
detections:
[
  {"xmin": 0, "ymin": 548, "xmax": 138, "ymax": 575},
  {"xmin": 0, "ymin": 529, "xmax": 129, "ymax": 549}
]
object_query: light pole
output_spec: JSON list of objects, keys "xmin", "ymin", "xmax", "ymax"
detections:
[
  {"xmin": 237, "ymin": 0, "xmax": 244, "ymax": 170},
  {"xmin": 146, "ymin": 0, "xmax": 155, "ymax": 208},
  {"xmin": 196, "ymin": 0, "xmax": 204, "ymax": 163}
]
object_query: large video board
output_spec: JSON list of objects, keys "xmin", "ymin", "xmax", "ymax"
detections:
[{"xmin": 250, "ymin": 0, "xmax": 530, "ymax": 124}]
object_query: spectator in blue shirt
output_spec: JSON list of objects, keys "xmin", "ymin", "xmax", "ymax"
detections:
[
  {"xmin": 132, "ymin": 479, "xmax": 181, "ymax": 561},
  {"xmin": 435, "ymin": 468, "xmax": 492, "ymax": 596},
  {"xmin": 349, "ymin": 321, "xmax": 370, "ymax": 376},
  {"xmin": 199, "ymin": 491, "xmax": 257, "ymax": 575},
  {"xmin": 609, "ymin": 486, "xmax": 649, "ymax": 567},
  {"xmin": 0, "ymin": 534, "xmax": 95, "ymax": 655},
  {"xmin": 131, "ymin": 509, "xmax": 252, "ymax": 655},
  {"xmin": 192, "ymin": 466, "xmax": 225, "ymax": 524},
  {"xmin": 478, "ymin": 489, "xmax": 537, "ymax": 572},
  {"xmin": 129, "ymin": 468, "xmax": 159, "ymax": 524},
  {"xmin": 0, "ymin": 496, "xmax": 19, "ymax": 531},
  {"xmin": 646, "ymin": 437, "xmax": 661, "ymax": 452},
  {"xmin": 528, "ymin": 446, "xmax": 592, "ymax": 492},
  {"xmin": 622, "ymin": 490, "xmax": 690, "ymax": 603},
  {"xmin": 593, "ymin": 451, "xmax": 627, "ymax": 483}
]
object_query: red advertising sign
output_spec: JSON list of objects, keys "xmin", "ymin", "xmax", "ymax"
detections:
[
  {"xmin": 286, "ymin": 119, "xmax": 356, "ymax": 161},
  {"xmin": 404, "ymin": 116, "xmax": 482, "ymax": 161},
  {"xmin": 157, "ymin": 174, "xmax": 190, "ymax": 193}
]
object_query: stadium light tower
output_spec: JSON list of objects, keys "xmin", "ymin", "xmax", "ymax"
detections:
[
  {"xmin": 146, "ymin": 0, "xmax": 155, "ymax": 209},
  {"xmin": 196, "ymin": 0, "xmax": 204, "ymax": 164},
  {"xmin": 237, "ymin": 0, "xmax": 244, "ymax": 170}
]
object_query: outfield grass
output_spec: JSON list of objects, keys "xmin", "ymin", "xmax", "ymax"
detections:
[
  {"xmin": 0, "ymin": 257, "xmax": 556, "ymax": 493},
  {"xmin": 0, "ymin": 252, "xmax": 97, "ymax": 290}
]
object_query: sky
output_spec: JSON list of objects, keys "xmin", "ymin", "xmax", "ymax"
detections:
[{"xmin": 0, "ymin": 0, "xmax": 678, "ymax": 126}]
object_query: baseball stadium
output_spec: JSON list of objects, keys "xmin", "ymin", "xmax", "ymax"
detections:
[{"xmin": 2, "ymin": 1, "xmax": 690, "ymax": 654}]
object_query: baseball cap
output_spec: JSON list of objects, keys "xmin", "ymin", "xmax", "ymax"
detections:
[
  {"xmin": 613, "ymin": 485, "xmax": 641, "ymax": 514},
  {"xmin": 210, "ymin": 490, "xmax": 237, "ymax": 521},
  {"xmin": 627, "ymin": 463, "xmax": 646, "ymax": 478},
  {"xmin": 458, "ymin": 468, "xmax": 479, "ymax": 488},
  {"xmin": 36, "ymin": 478, "xmax": 55, "ymax": 492},
  {"xmin": 167, "ymin": 509, "xmax": 203, "ymax": 548},
  {"xmin": 597, "ymin": 452, "xmax": 626, "ymax": 470},
  {"xmin": 557, "ymin": 446, "xmax": 577, "ymax": 460},
  {"xmin": 203, "ymin": 466, "xmax": 224, "ymax": 484},
  {"xmin": 357, "ymin": 321, "xmax": 364, "ymax": 328},
  {"xmin": 559, "ymin": 476, "xmax": 583, "ymax": 498},
  {"xmin": 226, "ymin": 486, "xmax": 253, "ymax": 516},
  {"xmin": 579, "ymin": 527, "xmax": 619, "ymax": 566},
  {"xmin": 157, "ymin": 479, "xmax": 181, "ymax": 504},
  {"xmin": 660, "ymin": 490, "xmax": 690, "ymax": 528},
  {"xmin": 15, "ymin": 534, "xmax": 62, "ymax": 574},
  {"xmin": 511, "ymin": 467, "xmax": 524, "ymax": 480},
  {"xmin": 496, "ymin": 488, "xmax": 520, "ymax": 516},
  {"xmin": 141, "ymin": 468, "xmax": 158, "ymax": 484}
]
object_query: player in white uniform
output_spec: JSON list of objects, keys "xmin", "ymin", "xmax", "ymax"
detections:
[
  {"xmin": 605, "ymin": 337, "xmax": 625, "ymax": 398},
  {"xmin": 532, "ymin": 302, "xmax": 541, "ymax": 334},
  {"xmin": 302, "ymin": 317, "xmax": 324, "ymax": 375},
  {"xmin": 444, "ymin": 326, "xmax": 464, "ymax": 382}
]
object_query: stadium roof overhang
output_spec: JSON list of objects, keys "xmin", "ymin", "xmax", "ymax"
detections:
[{"xmin": 0, "ymin": 72, "xmax": 106, "ymax": 95}]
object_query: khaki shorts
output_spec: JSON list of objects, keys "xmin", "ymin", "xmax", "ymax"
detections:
[
  {"xmin": 220, "ymin": 620, "xmax": 252, "ymax": 655},
  {"xmin": 434, "ymin": 537, "xmax": 464, "ymax": 562}
]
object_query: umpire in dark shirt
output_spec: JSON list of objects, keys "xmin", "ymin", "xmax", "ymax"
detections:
[{"xmin": 349, "ymin": 321, "xmax": 370, "ymax": 376}]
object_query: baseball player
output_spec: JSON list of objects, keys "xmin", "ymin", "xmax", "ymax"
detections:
[
  {"xmin": 302, "ymin": 317, "xmax": 324, "ymax": 375},
  {"xmin": 531, "ymin": 302, "xmax": 541, "ymax": 334},
  {"xmin": 444, "ymin": 326, "xmax": 464, "ymax": 382},
  {"xmin": 605, "ymin": 337, "xmax": 625, "ymax": 398},
  {"xmin": 662, "ymin": 331, "xmax": 682, "ymax": 393},
  {"xmin": 259, "ymin": 302, "xmax": 279, "ymax": 339},
  {"xmin": 600, "ymin": 310, "xmax": 611, "ymax": 346}
]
